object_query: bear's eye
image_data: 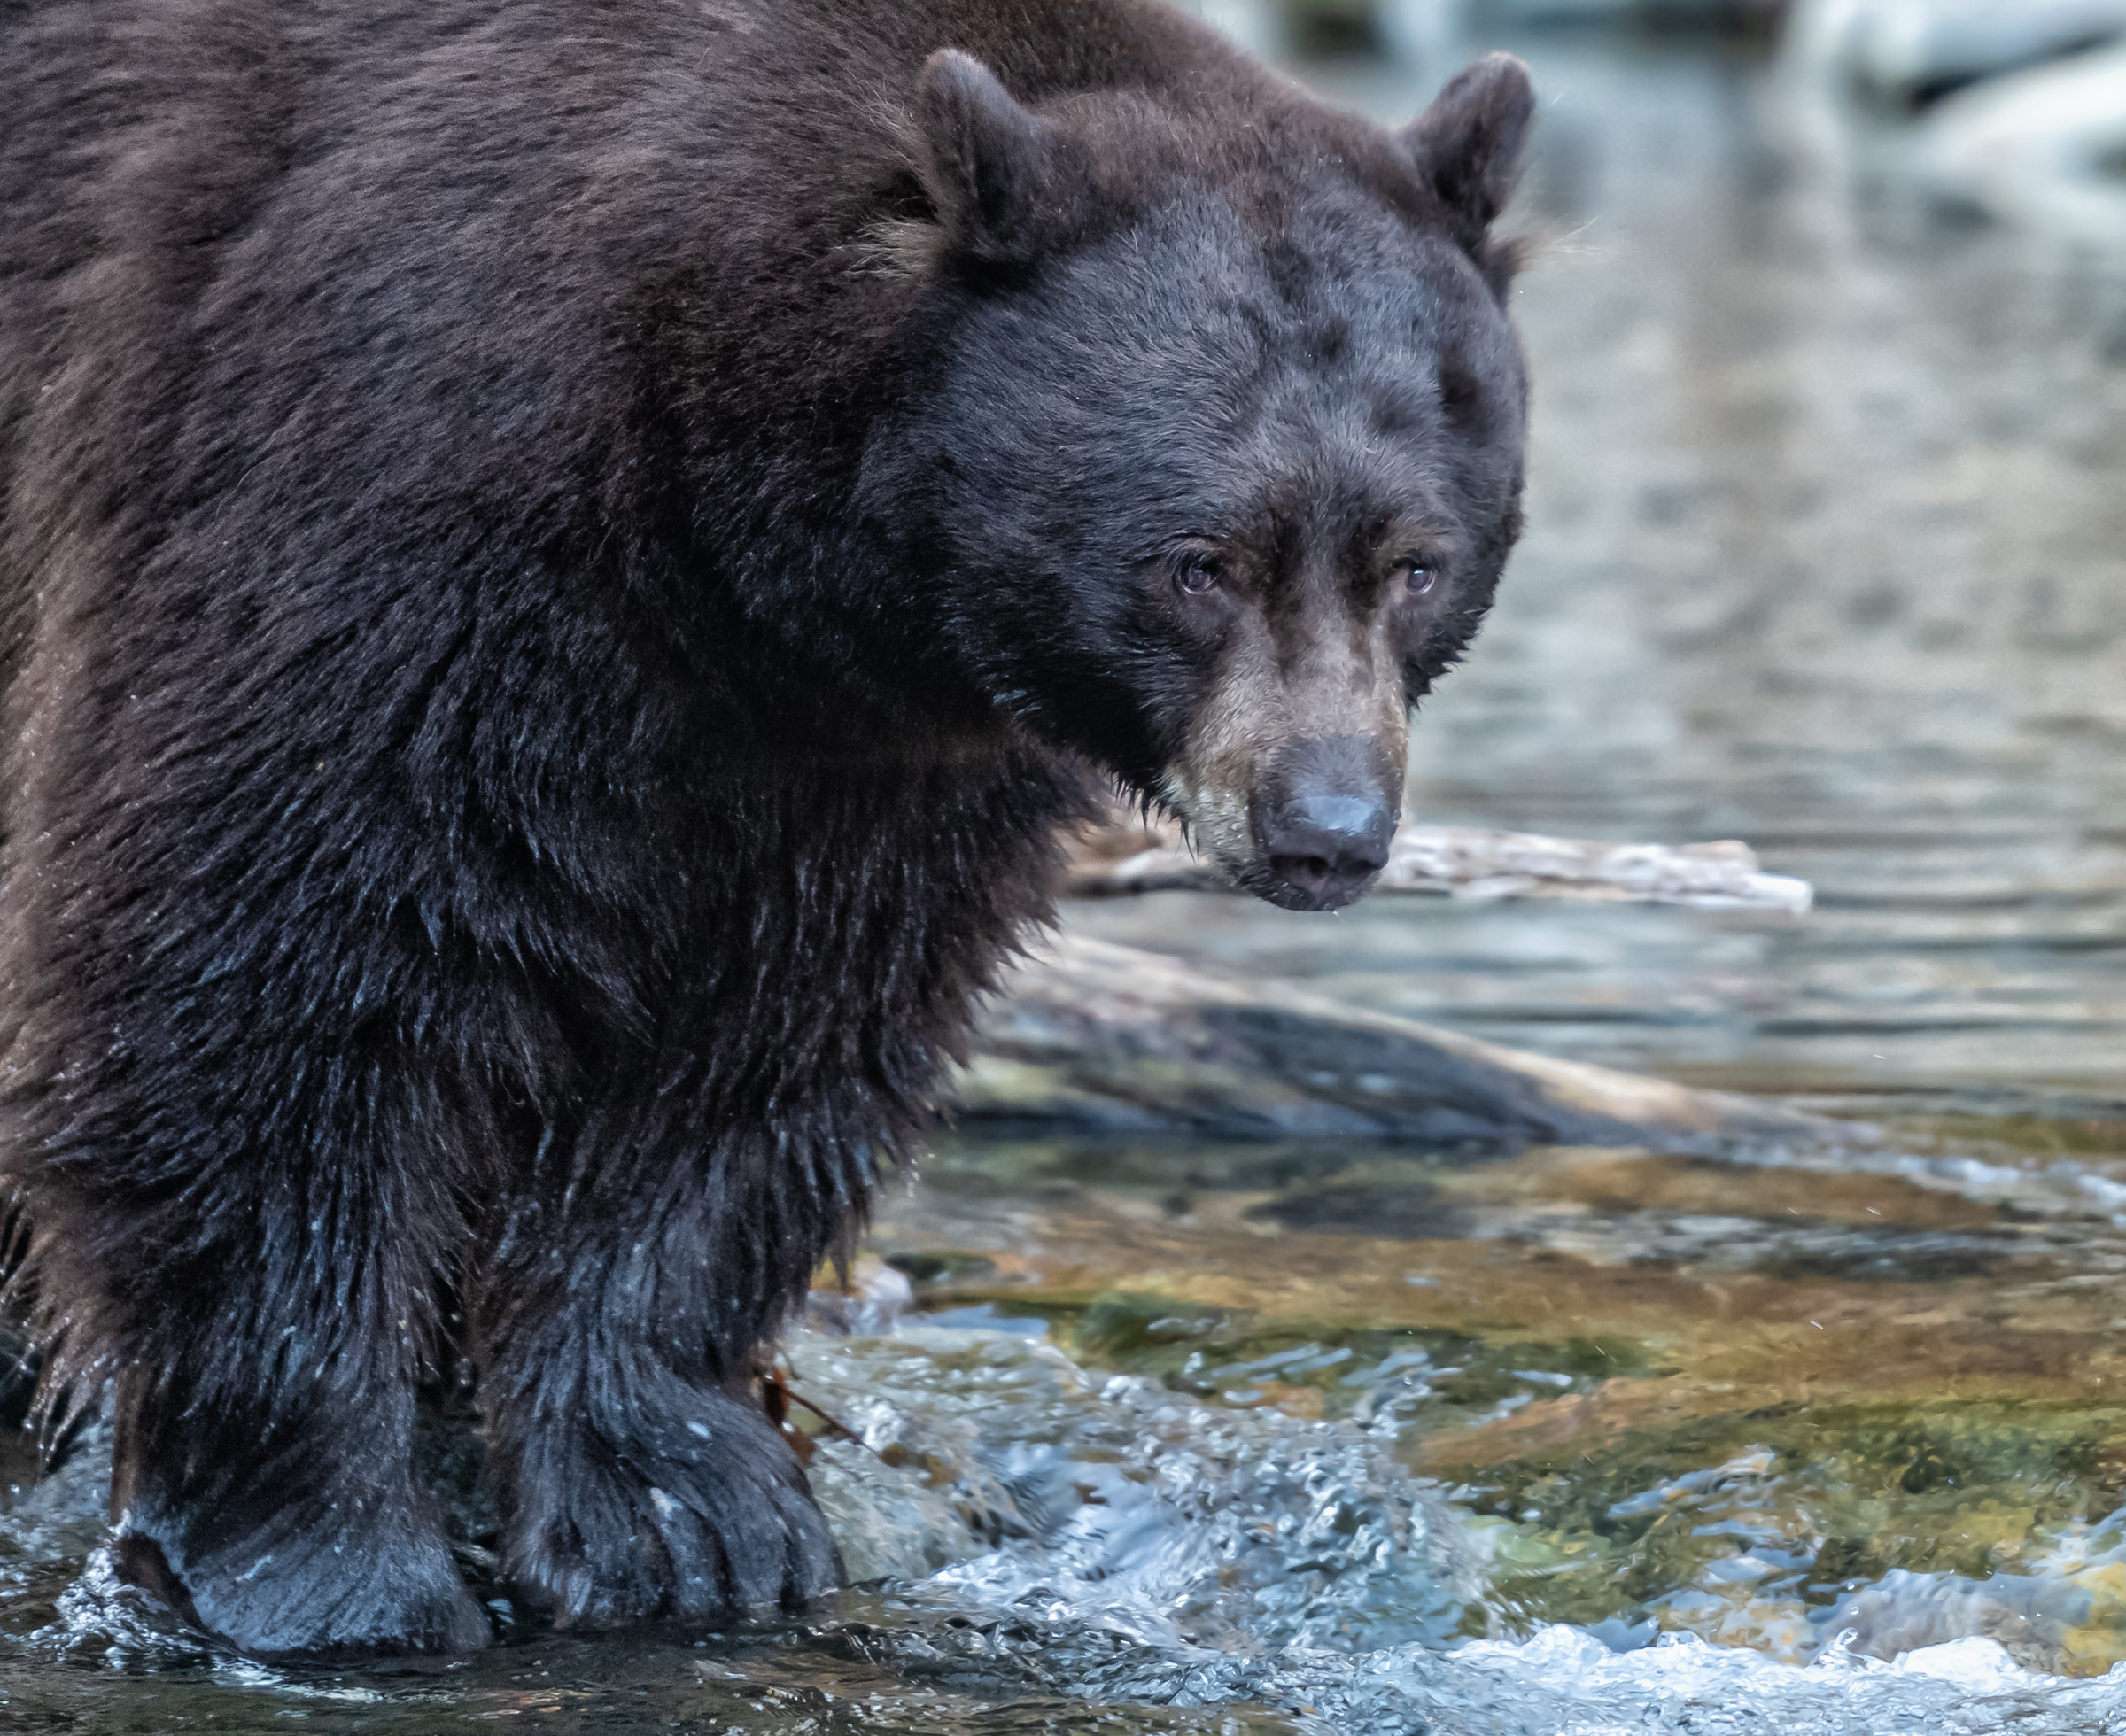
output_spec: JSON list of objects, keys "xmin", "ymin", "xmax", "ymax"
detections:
[
  {"xmin": 1175, "ymin": 553, "xmax": 1226, "ymax": 597},
  {"xmin": 1392, "ymin": 560, "xmax": 1437, "ymax": 598}
]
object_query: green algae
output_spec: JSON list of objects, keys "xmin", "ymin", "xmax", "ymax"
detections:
[
  {"xmin": 868, "ymin": 1130, "xmax": 2126, "ymax": 1671},
  {"xmin": 1024, "ymin": 1289, "xmax": 1650, "ymax": 1433},
  {"xmin": 1431, "ymin": 1399, "xmax": 2126, "ymax": 1644}
]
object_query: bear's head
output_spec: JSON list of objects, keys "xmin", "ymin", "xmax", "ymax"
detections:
[{"xmin": 865, "ymin": 47, "xmax": 1534, "ymax": 912}]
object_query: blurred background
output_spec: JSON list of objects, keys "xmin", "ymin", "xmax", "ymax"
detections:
[{"xmin": 1083, "ymin": 0, "xmax": 2126, "ymax": 1120}]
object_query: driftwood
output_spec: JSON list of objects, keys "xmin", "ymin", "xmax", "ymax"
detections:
[
  {"xmin": 1065, "ymin": 810, "xmax": 1812, "ymax": 913},
  {"xmin": 951, "ymin": 932, "xmax": 1840, "ymax": 1151}
]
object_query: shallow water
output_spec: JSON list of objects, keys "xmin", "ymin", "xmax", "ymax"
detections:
[
  {"xmin": 14, "ymin": 1126, "xmax": 2126, "ymax": 1732},
  {"xmin": 7, "ymin": 21, "xmax": 2126, "ymax": 1736}
]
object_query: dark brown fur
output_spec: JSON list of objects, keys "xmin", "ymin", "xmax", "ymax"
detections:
[{"xmin": 0, "ymin": 0, "xmax": 1532, "ymax": 1653}]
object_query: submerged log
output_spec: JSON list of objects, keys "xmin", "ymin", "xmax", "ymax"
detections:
[
  {"xmin": 950, "ymin": 932, "xmax": 1841, "ymax": 1151},
  {"xmin": 1066, "ymin": 810, "xmax": 1812, "ymax": 913}
]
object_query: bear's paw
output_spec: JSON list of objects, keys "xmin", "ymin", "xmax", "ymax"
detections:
[{"xmin": 502, "ymin": 1386, "xmax": 842, "ymax": 1628}]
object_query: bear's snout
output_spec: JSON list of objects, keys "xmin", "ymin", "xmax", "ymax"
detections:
[
  {"xmin": 1255, "ymin": 791, "xmax": 1394, "ymax": 909},
  {"xmin": 1249, "ymin": 733, "xmax": 1401, "ymax": 911}
]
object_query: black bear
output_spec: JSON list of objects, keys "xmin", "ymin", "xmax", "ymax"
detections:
[{"xmin": 0, "ymin": 0, "xmax": 1533, "ymax": 1655}]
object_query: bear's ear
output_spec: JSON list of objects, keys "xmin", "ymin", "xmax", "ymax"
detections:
[
  {"xmin": 912, "ymin": 50, "xmax": 1059, "ymax": 263},
  {"xmin": 1399, "ymin": 53, "xmax": 1534, "ymax": 252}
]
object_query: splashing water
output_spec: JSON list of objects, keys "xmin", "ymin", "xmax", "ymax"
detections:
[
  {"xmin": 779, "ymin": 1322, "xmax": 2126, "ymax": 1735},
  {"xmin": 2, "ymin": 1308, "xmax": 2126, "ymax": 1730}
]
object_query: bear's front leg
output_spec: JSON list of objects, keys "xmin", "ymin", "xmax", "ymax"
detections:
[
  {"xmin": 481, "ymin": 1115, "xmax": 852, "ymax": 1626},
  {"xmin": 51, "ymin": 1133, "xmax": 494, "ymax": 1655},
  {"xmin": 108, "ymin": 1356, "xmax": 491, "ymax": 1657}
]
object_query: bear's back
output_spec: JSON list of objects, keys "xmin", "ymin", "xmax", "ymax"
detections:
[
  {"xmin": 0, "ymin": 0, "xmax": 1283, "ymax": 878},
  {"xmin": 0, "ymin": 0, "xmax": 1247, "ymax": 686}
]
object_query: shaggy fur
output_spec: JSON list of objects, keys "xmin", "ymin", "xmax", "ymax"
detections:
[{"xmin": 0, "ymin": 0, "xmax": 1533, "ymax": 1655}]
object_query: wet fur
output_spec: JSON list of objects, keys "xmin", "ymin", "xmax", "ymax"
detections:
[{"xmin": 0, "ymin": 0, "xmax": 1531, "ymax": 1654}]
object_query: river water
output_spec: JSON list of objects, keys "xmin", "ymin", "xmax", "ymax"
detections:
[{"xmin": 7, "ymin": 23, "xmax": 2126, "ymax": 1736}]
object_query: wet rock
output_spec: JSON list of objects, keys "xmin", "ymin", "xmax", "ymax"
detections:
[
  {"xmin": 804, "ymin": 1258, "xmax": 917, "ymax": 1336},
  {"xmin": 953, "ymin": 934, "xmax": 1843, "ymax": 1151}
]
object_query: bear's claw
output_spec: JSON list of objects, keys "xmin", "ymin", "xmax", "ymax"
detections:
[{"xmin": 501, "ymin": 1385, "xmax": 842, "ymax": 1627}]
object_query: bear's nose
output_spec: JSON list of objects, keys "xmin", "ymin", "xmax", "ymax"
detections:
[{"xmin": 1261, "ymin": 793, "xmax": 1394, "ymax": 907}]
